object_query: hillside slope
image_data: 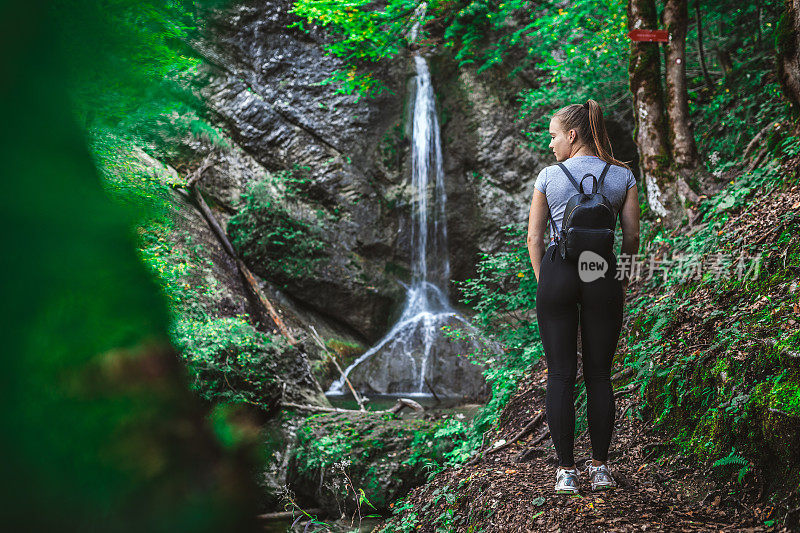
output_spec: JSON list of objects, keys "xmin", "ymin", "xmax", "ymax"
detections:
[{"xmin": 376, "ymin": 149, "xmax": 800, "ymax": 532}]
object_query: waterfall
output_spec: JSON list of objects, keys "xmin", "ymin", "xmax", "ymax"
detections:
[{"xmin": 326, "ymin": 10, "xmax": 492, "ymax": 399}]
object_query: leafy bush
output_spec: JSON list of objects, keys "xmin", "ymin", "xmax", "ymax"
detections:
[
  {"xmin": 712, "ymin": 451, "xmax": 752, "ymax": 484},
  {"xmin": 288, "ymin": 0, "xmax": 419, "ymax": 98},
  {"xmin": 228, "ymin": 179, "xmax": 327, "ymax": 285},
  {"xmin": 517, "ymin": 0, "xmax": 630, "ymax": 150},
  {"xmin": 171, "ymin": 315, "xmax": 287, "ymax": 408},
  {"xmin": 439, "ymin": 0, "xmax": 536, "ymax": 72}
]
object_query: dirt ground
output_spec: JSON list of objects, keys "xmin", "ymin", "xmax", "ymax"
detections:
[
  {"xmin": 375, "ymin": 357, "xmax": 792, "ymax": 532},
  {"xmin": 372, "ymin": 179, "xmax": 800, "ymax": 533}
]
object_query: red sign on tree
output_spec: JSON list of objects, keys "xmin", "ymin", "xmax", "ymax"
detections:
[{"xmin": 628, "ymin": 29, "xmax": 669, "ymax": 42}]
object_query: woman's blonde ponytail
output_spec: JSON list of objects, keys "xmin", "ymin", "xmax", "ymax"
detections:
[{"xmin": 554, "ymin": 99, "xmax": 633, "ymax": 172}]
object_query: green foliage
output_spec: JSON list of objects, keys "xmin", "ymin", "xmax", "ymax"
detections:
[
  {"xmin": 385, "ymin": 499, "xmax": 419, "ymax": 533},
  {"xmin": 615, "ymin": 29, "xmax": 800, "ymax": 502},
  {"xmin": 289, "ymin": 0, "xmax": 630, "ymax": 137},
  {"xmin": 54, "ymin": 0, "xmax": 225, "ymax": 133},
  {"xmin": 436, "ymin": 224, "xmax": 545, "ymax": 464},
  {"xmin": 294, "ymin": 416, "xmax": 354, "ymax": 472},
  {"xmin": 1, "ymin": 0, "xmax": 261, "ymax": 527},
  {"xmin": 440, "ymin": 0, "xmax": 536, "ymax": 72},
  {"xmin": 91, "ymin": 130, "xmax": 179, "ymax": 223},
  {"xmin": 62, "ymin": 0, "xmax": 231, "ymax": 214},
  {"xmin": 693, "ymin": 66, "xmax": 791, "ymax": 172},
  {"xmin": 432, "ymin": 418, "xmax": 471, "ymax": 465},
  {"xmin": 228, "ymin": 179, "xmax": 327, "ymax": 285},
  {"xmin": 137, "ymin": 216, "xmax": 225, "ymax": 321},
  {"xmin": 408, "ymin": 2, "xmax": 800, "ymax": 511},
  {"xmin": 768, "ymin": 382, "xmax": 800, "ymax": 417},
  {"xmin": 171, "ymin": 316, "xmax": 286, "ymax": 408},
  {"xmin": 62, "ymin": 0, "xmax": 294, "ymax": 443},
  {"xmin": 517, "ymin": 0, "xmax": 630, "ymax": 150},
  {"xmin": 380, "ymin": 119, "xmax": 406, "ymax": 170},
  {"xmin": 92, "ymin": 136, "xmax": 288, "ymax": 409},
  {"xmin": 70, "ymin": 1, "xmax": 257, "ymax": 411},
  {"xmin": 712, "ymin": 451, "xmax": 751, "ymax": 484},
  {"xmin": 289, "ymin": 0, "xmax": 421, "ymax": 98},
  {"xmin": 291, "ymin": 413, "xmax": 452, "ymax": 515},
  {"xmin": 380, "ymin": 483, "xmax": 461, "ymax": 533},
  {"xmin": 273, "ymin": 163, "xmax": 315, "ymax": 199}
]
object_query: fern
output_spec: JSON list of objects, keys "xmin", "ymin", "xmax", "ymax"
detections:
[
  {"xmin": 712, "ymin": 451, "xmax": 751, "ymax": 483},
  {"xmin": 713, "ymin": 452, "xmax": 748, "ymax": 468}
]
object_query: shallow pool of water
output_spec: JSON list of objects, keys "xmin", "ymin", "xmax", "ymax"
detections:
[
  {"xmin": 326, "ymin": 392, "xmax": 484, "ymax": 418},
  {"xmin": 261, "ymin": 515, "xmax": 383, "ymax": 532}
]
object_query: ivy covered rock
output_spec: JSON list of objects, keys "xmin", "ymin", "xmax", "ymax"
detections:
[
  {"xmin": 172, "ymin": 315, "xmax": 327, "ymax": 410},
  {"xmin": 120, "ymin": 145, "xmax": 328, "ymax": 410},
  {"xmin": 285, "ymin": 411, "xmax": 454, "ymax": 516}
]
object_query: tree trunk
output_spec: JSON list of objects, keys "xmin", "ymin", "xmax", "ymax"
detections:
[
  {"xmin": 757, "ymin": 4, "xmax": 763, "ymax": 46},
  {"xmin": 628, "ymin": 0, "xmax": 673, "ymax": 222},
  {"xmin": 715, "ymin": 20, "xmax": 734, "ymax": 77},
  {"xmin": 694, "ymin": 0, "xmax": 714, "ymax": 90},
  {"xmin": 777, "ymin": 0, "xmax": 800, "ymax": 136},
  {"xmin": 663, "ymin": 0, "xmax": 700, "ymax": 171},
  {"xmin": 662, "ymin": 0, "xmax": 706, "ymax": 215}
]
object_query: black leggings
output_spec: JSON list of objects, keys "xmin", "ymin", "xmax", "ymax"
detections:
[{"xmin": 535, "ymin": 244, "xmax": 623, "ymax": 467}]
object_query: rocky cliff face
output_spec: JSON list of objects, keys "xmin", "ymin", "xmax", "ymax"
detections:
[
  {"xmin": 189, "ymin": 0, "xmax": 411, "ymax": 344},
  {"xmin": 144, "ymin": 0, "xmax": 637, "ymax": 399},
  {"xmin": 185, "ymin": 0, "xmax": 546, "ymax": 336}
]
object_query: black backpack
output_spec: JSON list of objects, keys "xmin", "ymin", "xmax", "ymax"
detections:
[{"xmin": 547, "ymin": 161, "xmax": 616, "ymax": 261}]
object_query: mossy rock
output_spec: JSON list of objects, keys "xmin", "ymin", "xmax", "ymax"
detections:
[
  {"xmin": 285, "ymin": 412, "xmax": 452, "ymax": 515},
  {"xmin": 311, "ymin": 338, "xmax": 367, "ymax": 389}
]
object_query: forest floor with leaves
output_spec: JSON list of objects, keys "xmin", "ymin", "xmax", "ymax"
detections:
[
  {"xmin": 376, "ymin": 166, "xmax": 800, "ymax": 533},
  {"xmin": 376, "ymin": 357, "xmax": 786, "ymax": 532}
]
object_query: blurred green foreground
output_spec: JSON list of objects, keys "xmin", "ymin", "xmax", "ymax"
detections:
[{"xmin": 0, "ymin": 0, "xmax": 261, "ymax": 530}]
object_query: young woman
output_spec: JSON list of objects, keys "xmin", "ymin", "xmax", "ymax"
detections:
[{"xmin": 526, "ymin": 99, "xmax": 640, "ymax": 494}]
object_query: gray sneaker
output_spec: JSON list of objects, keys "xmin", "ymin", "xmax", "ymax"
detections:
[
  {"xmin": 584, "ymin": 460, "xmax": 617, "ymax": 491},
  {"xmin": 554, "ymin": 466, "xmax": 580, "ymax": 494}
]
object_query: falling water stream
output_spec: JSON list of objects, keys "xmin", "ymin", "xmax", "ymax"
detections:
[{"xmin": 327, "ymin": 9, "xmax": 493, "ymax": 399}]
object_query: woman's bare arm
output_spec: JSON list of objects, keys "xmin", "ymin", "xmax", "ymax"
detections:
[
  {"xmin": 619, "ymin": 184, "xmax": 640, "ymax": 289},
  {"xmin": 526, "ymin": 189, "xmax": 549, "ymax": 282}
]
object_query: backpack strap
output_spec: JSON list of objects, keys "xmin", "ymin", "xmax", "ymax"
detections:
[
  {"xmin": 578, "ymin": 162, "xmax": 612, "ymax": 194},
  {"xmin": 596, "ymin": 162, "xmax": 612, "ymax": 192},
  {"xmin": 547, "ymin": 207, "xmax": 560, "ymax": 244},
  {"xmin": 579, "ymin": 173, "xmax": 598, "ymax": 194},
  {"xmin": 556, "ymin": 163, "xmax": 583, "ymax": 194},
  {"xmin": 547, "ymin": 207, "xmax": 560, "ymax": 261}
]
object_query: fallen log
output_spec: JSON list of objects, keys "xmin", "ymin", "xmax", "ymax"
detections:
[
  {"xmin": 424, "ymin": 376, "xmax": 441, "ymax": 403},
  {"xmin": 512, "ymin": 430, "xmax": 552, "ymax": 462},
  {"xmin": 387, "ymin": 398, "xmax": 424, "ymax": 414},
  {"xmin": 611, "ymin": 366, "xmax": 635, "ymax": 382},
  {"xmin": 743, "ymin": 122, "xmax": 774, "ymax": 161},
  {"xmin": 308, "ymin": 325, "xmax": 365, "ymax": 411},
  {"xmin": 530, "ymin": 429, "xmax": 550, "ymax": 446},
  {"xmin": 281, "ymin": 402, "xmax": 367, "ymax": 414},
  {"xmin": 176, "ymin": 153, "xmax": 297, "ymax": 345},
  {"xmin": 257, "ymin": 509, "xmax": 323, "ymax": 521},
  {"xmin": 282, "ymin": 397, "xmax": 423, "ymax": 415},
  {"xmin": 614, "ymin": 384, "xmax": 637, "ymax": 398}
]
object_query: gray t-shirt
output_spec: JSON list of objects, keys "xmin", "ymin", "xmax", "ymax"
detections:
[{"xmin": 534, "ymin": 155, "xmax": 636, "ymax": 245}]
